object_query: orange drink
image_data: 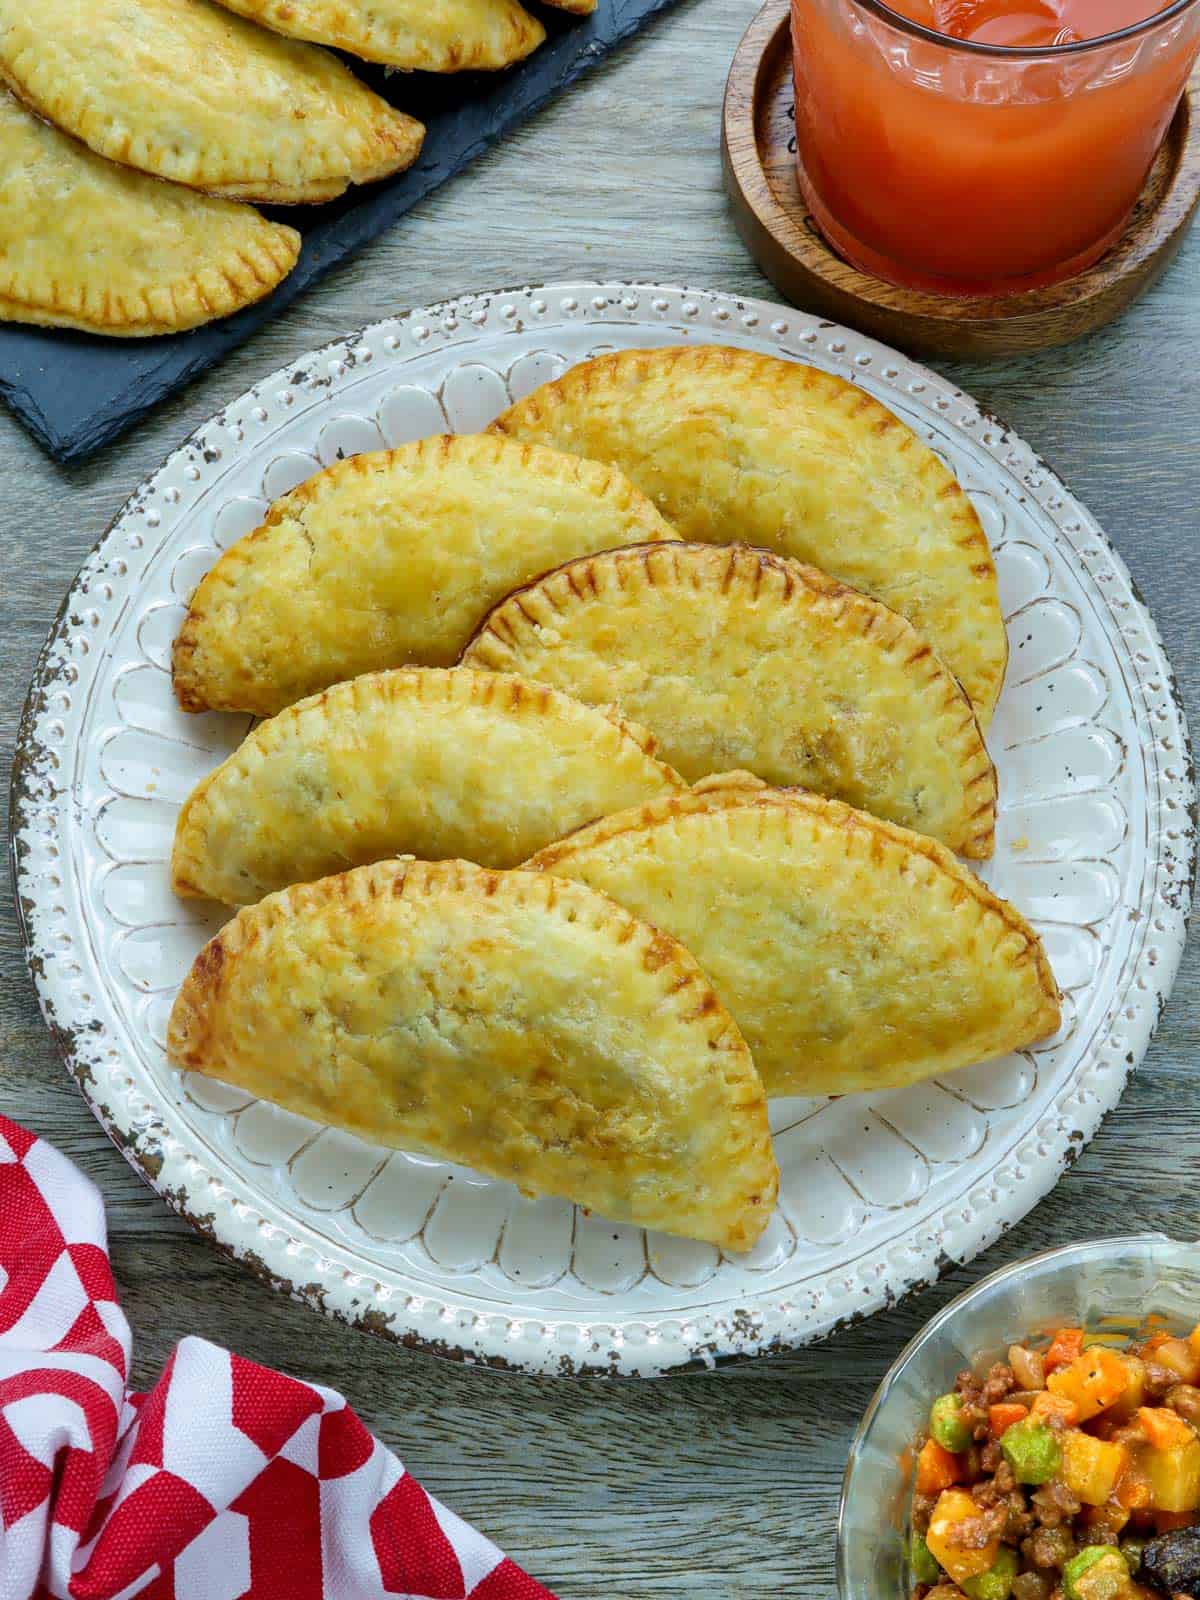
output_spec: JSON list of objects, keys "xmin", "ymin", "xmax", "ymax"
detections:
[{"xmin": 791, "ymin": 0, "xmax": 1200, "ymax": 293}]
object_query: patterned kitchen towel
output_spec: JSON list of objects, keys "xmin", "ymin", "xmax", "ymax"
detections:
[{"xmin": 0, "ymin": 1113, "xmax": 556, "ymax": 1600}]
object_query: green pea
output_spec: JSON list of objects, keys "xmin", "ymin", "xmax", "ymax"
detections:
[
  {"xmin": 929, "ymin": 1392, "xmax": 973, "ymax": 1452},
  {"xmin": 962, "ymin": 1546, "xmax": 1019, "ymax": 1600},
  {"xmin": 909, "ymin": 1532, "xmax": 941, "ymax": 1586},
  {"xmin": 1062, "ymin": 1546, "xmax": 1133, "ymax": 1600},
  {"xmin": 999, "ymin": 1417, "xmax": 1062, "ymax": 1485}
]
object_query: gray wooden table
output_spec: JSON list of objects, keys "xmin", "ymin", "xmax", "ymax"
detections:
[{"xmin": 1, "ymin": 2, "xmax": 1197, "ymax": 1594}]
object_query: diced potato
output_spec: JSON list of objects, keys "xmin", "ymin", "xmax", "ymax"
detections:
[
  {"xmin": 1142, "ymin": 1437, "xmax": 1200, "ymax": 1512},
  {"xmin": 1108, "ymin": 1355, "xmax": 1147, "ymax": 1422},
  {"xmin": 1186, "ymin": 1322, "xmax": 1200, "ymax": 1362},
  {"xmin": 1048, "ymin": 1348, "xmax": 1131, "ymax": 1421},
  {"xmin": 1150, "ymin": 1338, "xmax": 1200, "ymax": 1385},
  {"xmin": 926, "ymin": 1488, "xmax": 1000, "ymax": 1586},
  {"xmin": 1031, "ymin": 1391, "xmax": 1078, "ymax": 1426},
  {"xmin": 1062, "ymin": 1429, "xmax": 1129, "ymax": 1506}
]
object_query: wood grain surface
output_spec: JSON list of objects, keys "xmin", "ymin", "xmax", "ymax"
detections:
[
  {"xmin": 1, "ymin": 2, "xmax": 1197, "ymax": 1594},
  {"xmin": 723, "ymin": 0, "xmax": 1200, "ymax": 358}
]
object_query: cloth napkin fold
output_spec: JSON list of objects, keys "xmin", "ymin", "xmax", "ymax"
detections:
[{"xmin": 0, "ymin": 1114, "xmax": 556, "ymax": 1600}]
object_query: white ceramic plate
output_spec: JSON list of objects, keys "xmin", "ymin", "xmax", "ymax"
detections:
[{"xmin": 13, "ymin": 282, "xmax": 1194, "ymax": 1376}]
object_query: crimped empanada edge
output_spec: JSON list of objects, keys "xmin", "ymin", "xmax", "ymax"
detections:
[
  {"xmin": 527, "ymin": 785, "xmax": 1061, "ymax": 1041},
  {"xmin": 465, "ymin": 539, "xmax": 998, "ymax": 859},
  {"xmin": 170, "ymin": 666, "xmax": 686, "ymax": 901},
  {"xmin": 0, "ymin": 43, "xmax": 424, "ymax": 203},
  {"xmin": 214, "ymin": 0, "xmax": 547, "ymax": 70},
  {"xmin": 0, "ymin": 218, "xmax": 300, "ymax": 336},
  {"xmin": 167, "ymin": 857, "xmax": 779, "ymax": 1249},
  {"xmin": 171, "ymin": 435, "xmax": 679, "ymax": 714},
  {"xmin": 489, "ymin": 344, "xmax": 1009, "ymax": 722}
]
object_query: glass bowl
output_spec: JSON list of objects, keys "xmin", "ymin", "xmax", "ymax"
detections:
[{"xmin": 837, "ymin": 1235, "xmax": 1200, "ymax": 1599}]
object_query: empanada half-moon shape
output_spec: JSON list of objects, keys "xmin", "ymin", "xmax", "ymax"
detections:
[
  {"xmin": 490, "ymin": 346, "xmax": 1007, "ymax": 725},
  {"xmin": 0, "ymin": 91, "xmax": 299, "ymax": 336},
  {"xmin": 210, "ymin": 0, "xmax": 546, "ymax": 70},
  {"xmin": 171, "ymin": 667, "xmax": 686, "ymax": 904},
  {"xmin": 173, "ymin": 434, "xmax": 679, "ymax": 717},
  {"xmin": 528, "ymin": 785, "xmax": 1060, "ymax": 1097},
  {"xmin": 464, "ymin": 541, "xmax": 996, "ymax": 857},
  {"xmin": 168, "ymin": 858, "xmax": 778, "ymax": 1251},
  {"xmin": 0, "ymin": 0, "xmax": 424, "ymax": 204}
]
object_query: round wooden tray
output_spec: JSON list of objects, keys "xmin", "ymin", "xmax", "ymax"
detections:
[{"xmin": 722, "ymin": 0, "xmax": 1200, "ymax": 359}]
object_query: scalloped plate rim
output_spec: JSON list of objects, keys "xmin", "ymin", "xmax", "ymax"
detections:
[{"xmin": 9, "ymin": 278, "xmax": 1195, "ymax": 1377}]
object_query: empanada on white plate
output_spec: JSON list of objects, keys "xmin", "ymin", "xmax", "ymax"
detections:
[
  {"xmin": 0, "ymin": 0, "xmax": 424, "ymax": 204},
  {"xmin": 464, "ymin": 541, "xmax": 996, "ymax": 857},
  {"xmin": 210, "ymin": 0, "xmax": 546, "ymax": 71},
  {"xmin": 173, "ymin": 434, "xmax": 678, "ymax": 717},
  {"xmin": 529, "ymin": 784, "xmax": 1060, "ymax": 1097},
  {"xmin": 490, "ymin": 346, "xmax": 1007, "ymax": 725},
  {"xmin": 0, "ymin": 91, "xmax": 299, "ymax": 337},
  {"xmin": 171, "ymin": 667, "xmax": 685, "ymax": 904},
  {"xmin": 168, "ymin": 858, "xmax": 778, "ymax": 1251}
]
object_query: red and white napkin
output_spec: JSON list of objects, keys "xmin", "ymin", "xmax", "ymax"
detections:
[{"xmin": 0, "ymin": 1114, "xmax": 557, "ymax": 1600}]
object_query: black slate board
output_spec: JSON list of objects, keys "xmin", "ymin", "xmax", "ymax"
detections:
[{"xmin": 0, "ymin": 0, "xmax": 681, "ymax": 464}]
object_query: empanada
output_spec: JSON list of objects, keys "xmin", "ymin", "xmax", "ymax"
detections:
[
  {"xmin": 210, "ymin": 0, "xmax": 546, "ymax": 70},
  {"xmin": 173, "ymin": 435, "xmax": 679, "ymax": 717},
  {"xmin": 168, "ymin": 858, "xmax": 778, "ymax": 1251},
  {"xmin": 0, "ymin": 0, "xmax": 424, "ymax": 204},
  {"xmin": 0, "ymin": 91, "xmax": 299, "ymax": 337},
  {"xmin": 490, "ymin": 346, "xmax": 1007, "ymax": 725},
  {"xmin": 172, "ymin": 667, "xmax": 685, "ymax": 904},
  {"xmin": 528, "ymin": 785, "xmax": 1060, "ymax": 1097},
  {"xmin": 464, "ymin": 542, "xmax": 996, "ymax": 857}
]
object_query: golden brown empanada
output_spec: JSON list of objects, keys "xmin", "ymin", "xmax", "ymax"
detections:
[
  {"xmin": 173, "ymin": 434, "xmax": 679, "ymax": 717},
  {"xmin": 172, "ymin": 667, "xmax": 685, "ymax": 904},
  {"xmin": 0, "ymin": 91, "xmax": 299, "ymax": 336},
  {"xmin": 0, "ymin": 0, "xmax": 424, "ymax": 204},
  {"xmin": 464, "ymin": 541, "xmax": 996, "ymax": 857},
  {"xmin": 490, "ymin": 346, "xmax": 1007, "ymax": 725},
  {"xmin": 210, "ymin": 0, "xmax": 546, "ymax": 70},
  {"xmin": 528, "ymin": 785, "xmax": 1060, "ymax": 1097},
  {"xmin": 168, "ymin": 858, "xmax": 778, "ymax": 1250}
]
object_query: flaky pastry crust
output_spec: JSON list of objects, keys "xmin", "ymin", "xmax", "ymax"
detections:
[
  {"xmin": 171, "ymin": 667, "xmax": 685, "ymax": 904},
  {"xmin": 490, "ymin": 345, "xmax": 1007, "ymax": 725},
  {"xmin": 168, "ymin": 857, "xmax": 778, "ymax": 1251},
  {"xmin": 210, "ymin": 0, "xmax": 546, "ymax": 70},
  {"xmin": 0, "ymin": 0, "xmax": 423, "ymax": 203},
  {"xmin": 0, "ymin": 90, "xmax": 299, "ymax": 335},
  {"xmin": 173, "ymin": 434, "xmax": 679, "ymax": 716},
  {"xmin": 464, "ymin": 541, "xmax": 996, "ymax": 857},
  {"xmin": 528, "ymin": 785, "xmax": 1060, "ymax": 1097}
]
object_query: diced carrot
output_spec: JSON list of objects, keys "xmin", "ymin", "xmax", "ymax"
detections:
[
  {"xmin": 989, "ymin": 1402, "xmax": 1030, "ymax": 1438},
  {"xmin": 916, "ymin": 1437, "xmax": 964, "ymax": 1495},
  {"xmin": 1047, "ymin": 1347, "xmax": 1131, "ymax": 1421},
  {"xmin": 1139, "ymin": 1407, "xmax": 1198, "ymax": 1452},
  {"xmin": 1031, "ymin": 1391, "xmax": 1078, "ymax": 1426},
  {"xmin": 1155, "ymin": 1509, "xmax": 1197, "ymax": 1532},
  {"xmin": 1188, "ymin": 1323, "xmax": 1200, "ymax": 1361},
  {"xmin": 1045, "ymin": 1327, "xmax": 1086, "ymax": 1372}
]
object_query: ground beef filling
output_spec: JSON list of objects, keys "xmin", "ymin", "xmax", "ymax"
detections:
[{"xmin": 911, "ymin": 1337, "xmax": 1200, "ymax": 1600}]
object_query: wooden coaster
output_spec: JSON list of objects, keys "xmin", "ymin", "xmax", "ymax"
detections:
[{"xmin": 722, "ymin": 0, "xmax": 1200, "ymax": 359}]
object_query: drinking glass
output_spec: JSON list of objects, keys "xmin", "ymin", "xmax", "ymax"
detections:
[{"xmin": 791, "ymin": 0, "xmax": 1200, "ymax": 294}]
